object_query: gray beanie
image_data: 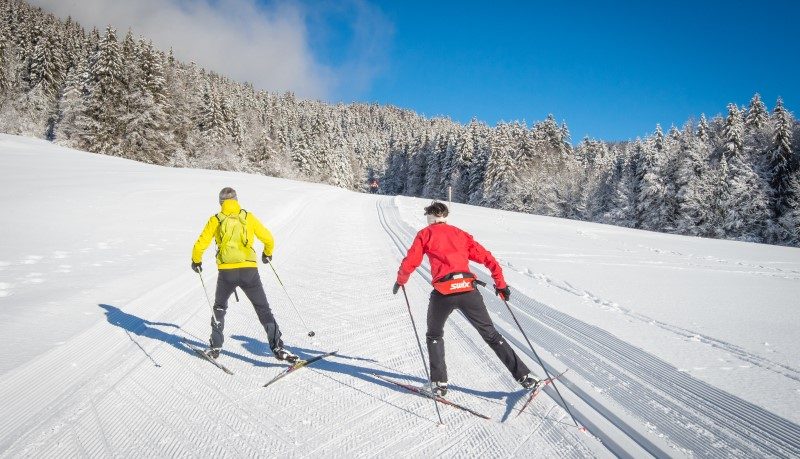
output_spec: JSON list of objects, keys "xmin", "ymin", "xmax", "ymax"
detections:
[{"xmin": 219, "ymin": 187, "xmax": 237, "ymax": 203}]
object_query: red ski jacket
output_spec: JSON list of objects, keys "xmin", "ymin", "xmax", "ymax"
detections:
[{"xmin": 396, "ymin": 223, "xmax": 507, "ymax": 289}]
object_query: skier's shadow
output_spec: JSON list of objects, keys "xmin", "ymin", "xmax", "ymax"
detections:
[
  {"xmin": 234, "ymin": 336, "xmax": 526, "ymax": 420},
  {"xmin": 98, "ymin": 304, "xmax": 280, "ymax": 368}
]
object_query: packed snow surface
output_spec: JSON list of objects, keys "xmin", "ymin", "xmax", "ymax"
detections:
[{"xmin": 1, "ymin": 134, "xmax": 798, "ymax": 457}]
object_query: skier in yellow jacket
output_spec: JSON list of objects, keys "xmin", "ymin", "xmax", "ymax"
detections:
[{"xmin": 191, "ymin": 187, "xmax": 298, "ymax": 362}]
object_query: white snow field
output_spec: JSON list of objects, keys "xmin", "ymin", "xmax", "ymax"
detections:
[{"xmin": 0, "ymin": 134, "xmax": 799, "ymax": 457}]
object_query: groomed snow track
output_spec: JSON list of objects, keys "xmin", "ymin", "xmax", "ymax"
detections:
[
  {"xmin": 377, "ymin": 196, "xmax": 800, "ymax": 458},
  {"xmin": 0, "ymin": 182, "xmax": 603, "ymax": 458}
]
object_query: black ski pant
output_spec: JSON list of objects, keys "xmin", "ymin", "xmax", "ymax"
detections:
[
  {"xmin": 209, "ymin": 267, "xmax": 283, "ymax": 351},
  {"xmin": 426, "ymin": 289, "xmax": 530, "ymax": 383}
]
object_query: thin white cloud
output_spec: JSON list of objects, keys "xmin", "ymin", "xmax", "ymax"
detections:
[
  {"xmin": 303, "ymin": 0, "xmax": 394, "ymax": 101},
  {"xmin": 30, "ymin": 0, "xmax": 336, "ymax": 99}
]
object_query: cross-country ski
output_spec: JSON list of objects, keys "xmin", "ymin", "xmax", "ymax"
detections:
[
  {"xmin": 182, "ymin": 339, "xmax": 234, "ymax": 375},
  {"xmin": 263, "ymin": 351, "xmax": 339, "ymax": 388},
  {"xmin": 371, "ymin": 373, "xmax": 491, "ymax": 420},
  {"xmin": 515, "ymin": 369, "xmax": 570, "ymax": 418}
]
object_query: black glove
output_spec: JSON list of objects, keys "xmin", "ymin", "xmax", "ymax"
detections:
[
  {"xmin": 495, "ymin": 285, "xmax": 511, "ymax": 300},
  {"xmin": 191, "ymin": 261, "xmax": 202, "ymax": 273},
  {"xmin": 262, "ymin": 253, "xmax": 272, "ymax": 264},
  {"xmin": 392, "ymin": 282, "xmax": 401, "ymax": 295}
]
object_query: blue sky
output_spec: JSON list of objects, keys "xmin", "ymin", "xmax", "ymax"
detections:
[{"xmin": 301, "ymin": 0, "xmax": 799, "ymax": 141}]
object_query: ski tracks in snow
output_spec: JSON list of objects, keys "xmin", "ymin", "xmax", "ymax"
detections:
[
  {"xmin": 512, "ymin": 266, "xmax": 800, "ymax": 384},
  {"xmin": 382, "ymin": 197, "xmax": 800, "ymax": 457},
  {"xmin": 0, "ymin": 190, "xmax": 601, "ymax": 457}
]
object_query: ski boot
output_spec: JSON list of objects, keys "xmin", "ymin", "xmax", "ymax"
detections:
[
  {"xmin": 273, "ymin": 347, "xmax": 299, "ymax": 364},
  {"xmin": 431, "ymin": 381, "xmax": 448, "ymax": 397},
  {"xmin": 518, "ymin": 373, "xmax": 542, "ymax": 391},
  {"xmin": 205, "ymin": 347, "xmax": 221, "ymax": 359}
]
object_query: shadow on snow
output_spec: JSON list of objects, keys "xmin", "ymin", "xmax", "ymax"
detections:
[
  {"xmin": 98, "ymin": 303, "xmax": 281, "ymax": 369},
  {"xmin": 99, "ymin": 304, "xmax": 529, "ymax": 421}
]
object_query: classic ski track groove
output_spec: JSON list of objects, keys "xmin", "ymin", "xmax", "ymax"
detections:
[
  {"xmin": 379, "ymin": 196, "xmax": 800, "ymax": 458},
  {"xmin": 515, "ymin": 267, "xmax": 800, "ymax": 382},
  {"xmin": 481, "ymin": 272, "xmax": 800, "ymax": 457}
]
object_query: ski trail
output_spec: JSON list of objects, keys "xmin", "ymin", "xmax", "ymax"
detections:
[{"xmin": 2, "ymin": 189, "xmax": 604, "ymax": 457}]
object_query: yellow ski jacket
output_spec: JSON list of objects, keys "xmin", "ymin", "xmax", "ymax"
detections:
[{"xmin": 191, "ymin": 199, "xmax": 275, "ymax": 270}]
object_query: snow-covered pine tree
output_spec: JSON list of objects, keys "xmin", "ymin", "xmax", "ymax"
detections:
[
  {"xmin": 697, "ymin": 114, "xmax": 710, "ymax": 144},
  {"xmin": 675, "ymin": 124, "xmax": 713, "ymax": 236},
  {"xmin": 382, "ymin": 134, "xmax": 409, "ymax": 195},
  {"xmin": 422, "ymin": 133, "xmax": 445, "ymax": 199},
  {"xmin": 778, "ymin": 172, "xmax": 800, "ymax": 244},
  {"xmin": 453, "ymin": 125, "xmax": 475, "ymax": 202},
  {"xmin": 482, "ymin": 123, "xmax": 517, "ymax": 209},
  {"xmin": 0, "ymin": 33, "xmax": 8, "ymax": 93},
  {"xmin": 605, "ymin": 145, "xmax": 637, "ymax": 227},
  {"xmin": 589, "ymin": 144, "xmax": 620, "ymax": 221},
  {"xmin": 705, "ymin": 156, "xmax": 729, "ymax": 238},
  {"xmin": 437, "ymin": 130, "xmax": 457, "ymax": 199},
  {"xmin": 635, "ymin": 128, "xmax": 668, "ymax": 230},
  {"xmin": 723, "ymin": 153, "xmax": 770, "ymax": 241},
  {"xmin": 83, "ymin": 26, "xmax": 125, "ymax": 155},
  {"xmin": 722, "ymin": 104, "xmax": 744, "ymax": 163},
  {"xmin": 27, "ymin": 29, "xmax": 63, "ymax": 98},
  {"xmin": 745, "ymin": 93, "xmax": 768, "ymax": 131},
  {"xmin": 406, "ymin": 133, "xmax": 430, "ymax": 197},
  {"xmin": 744, "ymin": 93, "xmax": 773, "ymax": 175},
  {"xmin": 659, "ymin": 126, "xmax": 684, "ymax": 231},
  {"xmin": 121, "ymin": 39, "xmax": 174, "ymax": 164},
  {"xmin": 768, "ymin": 98, "xmax": 795, "ymax": 219},
  {"xmin": 199, "ymin": 80, "xmax": 226, "ymax": 144},
  {"xmin": 467, "ymin": 121, "xmax": 489, "ymax": 205},
  {"xmin": 714, "ymin": 102, "xmax": 770, "ymax": 238}
]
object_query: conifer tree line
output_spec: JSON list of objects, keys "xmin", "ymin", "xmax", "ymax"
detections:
[{"xmin": 1, "ymin": 0, "xmax": 799, "ymax": 245}]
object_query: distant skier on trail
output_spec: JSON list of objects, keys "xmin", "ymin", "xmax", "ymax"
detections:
[
  {"xmin": 191, "ymin": 187, "xmax": 298, "ymax": 363},
  {"xmin": 392, "ymin": 201, "xmax": 541, "ymax": 396},
  {"xmin": 368, "ymin": 178, "xmax": 379, "ymax": 194}
]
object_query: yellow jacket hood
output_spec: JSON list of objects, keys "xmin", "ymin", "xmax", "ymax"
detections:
[{"xmin": 220, "ymin": 199, "xmax": 241, "ymax": 215}]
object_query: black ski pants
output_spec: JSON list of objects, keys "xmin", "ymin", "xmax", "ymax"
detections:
[
  {"xmin": 209, "ymin": 268, "xmax": 283, "ymax": 351},
  {"xmin": 426, "ymin": 289, "xmax": 530, "ymax": 383}
]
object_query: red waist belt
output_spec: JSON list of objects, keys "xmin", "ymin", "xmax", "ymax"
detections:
[{"xmin": 432, "ymin": 273, "xmax": 485, "ymax": 295}]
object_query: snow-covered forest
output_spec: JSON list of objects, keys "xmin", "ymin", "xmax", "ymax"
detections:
[{"xmin": 1, "ymin": 0, "xmax": 798, "ymax": 246}]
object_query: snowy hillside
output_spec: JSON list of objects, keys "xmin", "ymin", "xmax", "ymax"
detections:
[{"xmin": 0, "ymin": 134, "xmax": 798, "ymax": 457}]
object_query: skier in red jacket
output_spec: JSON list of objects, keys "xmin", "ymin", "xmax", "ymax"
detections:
[{"xmin": 393, "ymin": 201, "xmax": 540, "ymax": 396}]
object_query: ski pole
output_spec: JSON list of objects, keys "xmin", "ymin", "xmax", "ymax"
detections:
[
  {"xmin": 500, "ymin": 296, "xmax": 585, "ymax": 432},
  {"xmin": 197, "ymin": 272, "xmax": 219, "ymax": 327},
  {"xmin": 401, "ymin": 286, "xmax": 444, "ymax": 426},
  {"xmin": 267, "ymin": 261, "xmax": 316, "ymax": 337}
]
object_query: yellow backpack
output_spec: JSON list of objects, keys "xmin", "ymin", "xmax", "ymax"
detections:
[{"xmin": 215, "ymin": 209, "xmax": 251, "ymax": 263}]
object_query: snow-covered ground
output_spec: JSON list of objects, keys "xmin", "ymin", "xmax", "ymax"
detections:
[{"xmin": 1, "ymin": 134, "xmax": 798, "ymax": 457}]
